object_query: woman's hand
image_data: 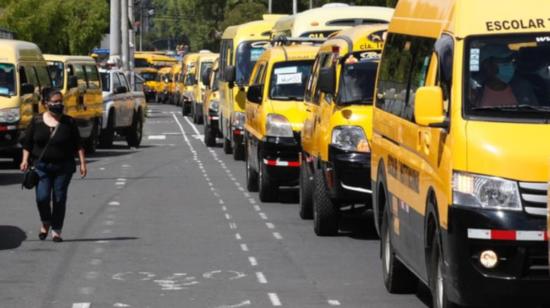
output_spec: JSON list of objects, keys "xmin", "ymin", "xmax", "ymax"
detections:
[
  {"xmin": 20, "ymin": 161, "xmax": 29, "ymax": 172},
  {"xmin": 80, "ymin": 162, "xmax": 87, "ymax": 178}
]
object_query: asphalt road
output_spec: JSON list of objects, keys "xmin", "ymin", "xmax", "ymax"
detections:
[{"xmin": 0, "ymin": 103, "xmax": 432, "ymax": 308}]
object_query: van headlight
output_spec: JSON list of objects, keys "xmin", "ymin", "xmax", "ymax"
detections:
[
  {"xmin": 331, "ymin": 126, "xmax": 369, "ymax": 152},
  {"xmin": 232, "ymin": 111, "xmax": 245, "ymax": 129},
  {"xmin": 0, "ymin": 107, "xmax": 20, "ymax": 123},
  {"xmin": 453, "ymin": 171, "xmax": 521, "ymax": 211},
  {"xmin": 266, "ymin": 114, "xmax": 293, "ymax": 137}
]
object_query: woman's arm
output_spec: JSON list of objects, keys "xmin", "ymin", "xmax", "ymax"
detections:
[
  {"xmin": 78, "ymin": 147, "xmax": 87, "ymax": 178},
  {"xmin": 20, "ymin": 149, "xmax": 31, "ymax": 172}
]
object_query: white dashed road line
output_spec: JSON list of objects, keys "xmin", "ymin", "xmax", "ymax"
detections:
[
  {"xmin": 273, "ymin": 232, "xmax": 283, "ymax": 240},
  {"xmin": 248, "ymin": 256, "xmax": 258, "ymax": 266},
  {"xmin": 72, "ymin": 303, "xmax": 91, "ymax": 308},
  {"xmin": 256, "ymin": 272, "xmax": 268, "ymax": 284},
  {"xmin": 266, "ymin": 222, "xmax": 275, "ymax": 229},
  {"xmin": 328, "ymin": 299, "xmax": 342, "ymax": 306},
  {"xmin": 240, "ymin": 244, "xmax": 249, "ymax": 252},
  {"xmin": 268, "ymin": 293, "xmax": 282, "ymax": 306}
]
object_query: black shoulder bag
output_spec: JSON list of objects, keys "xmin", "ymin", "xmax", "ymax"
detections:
[{"xmin": 22, "ymin": 124, "xmax": 58, "ymax": 190}]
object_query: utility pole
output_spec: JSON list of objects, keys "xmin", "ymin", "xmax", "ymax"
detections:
[
  {"xmin": 129, "ymin": 0, "xmax": 135, "ymax": 88},
  {"xmin": 121, "ymin": 0, "xmax": 129, "ymax": 73},
  {"xmin": 268, "ymin": 0, "xmax": 272, "ymax": 13},
  {"xmin": 139, "ymin": 1, "xmax": 143, "ymax": 51},
  {"xmin": 293, "ymin": 0, "xmax": 298, "ymax": 14},
  {"xmin": 309, "ymin": 0, "xmax": 313, "ymax": 9},
  {"xmin": 109, "ymin": 0, "xmax": 121, "ymax": 64}
]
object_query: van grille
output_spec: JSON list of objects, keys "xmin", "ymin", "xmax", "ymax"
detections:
[{"xmin": 519, "ymin": 182, "xmax": 548, "ymax": 217}]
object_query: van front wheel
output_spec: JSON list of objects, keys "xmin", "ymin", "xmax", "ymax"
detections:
[
  {"xmin": 313, "ymin": 171, "xmax": 339, "ymax": 236},
  {"xmin": 299, "ymin": 161, "xmax": 313, "ymax": 220}
]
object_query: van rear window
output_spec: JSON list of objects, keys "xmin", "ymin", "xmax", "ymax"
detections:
[
  {"xmin": 0, "ymin": 63, "xmax": 16, "ymax": 97},
  {"xmin": 465, "ymin": 34, "xmax": 550, "ymax": 122}
]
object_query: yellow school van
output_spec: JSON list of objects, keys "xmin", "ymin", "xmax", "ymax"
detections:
[
  {"xmin": 155, "ymin": 66, "xmax": 173, "ymax": 104},
  {"xmin": 203, "ymin": 59, "xmax": 221, "ymax": 147},
  {"xmin": 180, "ymin": 52, "xmax": 200, "ymax": 115},
  {"xmin": 134, "ymin": 52, "xmax": 178, "ymax": 73},
  {"xmin": 219, "ymin": 15, "xmax": 285, "ymax": 161},
  {"xmin": 45, "ymin": 55, "xmax": 103, "ymax": 153},
  {"xmin": 300, "ymin": 25, "xmax": 386, "ymax": 235},
  {"xmin": 271, "ymin": 3, "xmax": 393, "ymax": 39},
  {"xmin": 190, "ymin": 52, "xmax": 218, "ymax": 124},
  {"xmin": 138, "ymin": 67, "xmax": 158, "ymax": 102},
  {"xmin": 371, "ymin": 0, "xmax": 550, "ymax": 307},
  {"xmin": 244, "ymin": 42, "xmax": 319, "ymax": 202},
  {"xmin": 169, "ymin": 63, "xmax": 182, "ymax": 105},
  {"xmin": 0, "ymin": 39, "xmax": 50, "ymax": 164}
]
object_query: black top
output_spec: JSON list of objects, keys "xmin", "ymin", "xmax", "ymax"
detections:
[{"xmin": 23, "ymin": 114, "xmax": 82, "ymax": 163}]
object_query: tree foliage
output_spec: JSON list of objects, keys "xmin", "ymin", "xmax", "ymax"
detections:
[{"xmin": 0, "ymin": 0, "xmax": 108, "ymax": 55}]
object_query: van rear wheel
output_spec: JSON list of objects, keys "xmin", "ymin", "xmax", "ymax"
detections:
[
  {"xmin": 99, "ymin": 111, "xmax": 115, "ymax": 148},
  {"xmin": 126, "ymin": 111, "xmax": 143, "ymax": 148},
  {"xmin": 204, "ymin": 122, "xmax": 216, "ymax": 147},
  {"xmin": 299, "ymin": 161, "xmax": 313, "ymax": 220},
  {"xmin": 84, "ymin": 120, "xmax": 99, "ymax": 154}
]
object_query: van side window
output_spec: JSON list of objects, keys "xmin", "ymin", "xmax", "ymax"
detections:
[
  {"xmin": 113, "ymin": 73, "xmax": 122, "ymax": 91},
  {"xmin": 305, "ymin": 53, "xmax": 324, "ymax": 103},
  {"xmin": 35, "ymin": 65, "xmax": 51, "ymax": 88},
  {"xmin": 118, "ymin": 73, "xmax": 129, "ymax": 90},
  {"xmin": 72, "ymin": 64, "xmax": 88, "ymax": 89},
  {"xmin": 313, "ymin": 53, "xmax": 332, "ymax": 103},
  {"xmin": 20, "ymin": 65, "xmax": 39, "ymax": 93},
  {"xmin": 85, "ymin": 65, "xmax": 100, "ymax": 89},
  {"xmin": 251, "ymin": 62, "xmax": 266, "ymax": 85},
  {"xmin": 377, "ymin": 34, "xmax": 435, "ymax": 121}
]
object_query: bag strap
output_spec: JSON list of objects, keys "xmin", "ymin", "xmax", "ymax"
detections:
[{"xmin": 35, "ymin": 122, "xmax": 59, "ymax": 163}]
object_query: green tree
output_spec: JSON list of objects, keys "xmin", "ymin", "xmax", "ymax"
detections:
[
  {"xmin": 220, "ymin": 1, "xmax": 266, "ymax": 30},
  {"xmin": 0, "ymin": 0, "xmax": 108, "ymax": 54}
]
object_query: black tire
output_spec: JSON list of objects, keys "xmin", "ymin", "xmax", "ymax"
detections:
[
  {"xmin": 99, "ymin": 111, "xmax": 115, "ymax": 148},
  {"xmin": 259, "ymin": 160, "xmax": 277, "ymax": 202},
  {"xmin": 380, "ymin": 202, "xmax": 417, "ymax": 293},
  {"xmin": 232, "ymin": 142, "xmax": 245, "ymax": 161},
  {"xmin": 313, "ymin": 171, "xmax": 339, "ymax": 236},
  {"xmin": 299, "ymin": 160, "xmax": 313, "ymax": 220},
  {"xmin": 195, "ymin": 104, "xmax": 204, "ymax": 125},
  {"xmin": 223, "ymin": 137, "xmax": 232, "ymax": 154},
  {"xmin": 204, "ymin": 122, "xmax": 216, "ymax": 147},
  {"xmin": 430, "ymin": 224, "xmax": 457, "ymax": 308},
  {"xmin": 246, "ymin": 148, "xmax": 259, "ymax": 192},
  {"xmin": 192, "ymin": 102, "xmax": 198, "ymax": 123},
  {"xmin": 84, "ymin": 120, "xmax": 99, "ymax": 154},
  {"xmin": 126, "ymin": 111, "xmax": 143, "ymax": 148}
]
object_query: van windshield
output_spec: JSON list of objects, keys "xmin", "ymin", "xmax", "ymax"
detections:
[
  {"xmin": 269, "ymin": 60, "xmax": 313, "ymax": 101},
  {"xmin": 141, "ymin": 72, "xmax": 157, "ymax": 82},
  {"xmin": 135, "ymin": 58, "xmax": 149, "ymax": 68},
  {"xmin": 337, "ymin": 53, "xmax": 379, "ymax": 105},
  {"xmin": 47, "ymin": 61, "xmax": 65, "ymax": 89},
  {"xmin": 465, "ymin": 34, "xmax": 550, "ymax": 121},
  {"xmin": 236, "ymin": 41, "xmax": 269, "ymax": 84},
  {"xmin": 100, "ymin": 73, "xmax": 110, "ymax": 92},
  {"xmin": 200, "ymin": 61, "xmax": 213, "ymax": 84},
  {"xmin": 0, "ymin": 63, "xmax": 16, "ymax": 97}
]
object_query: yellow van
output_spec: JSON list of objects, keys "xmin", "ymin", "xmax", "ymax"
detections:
[
  {"xmin": 138, "ymin": 67, "xmax": 158, "ymax": 102},
  {"xmin": 0, "ymin": 39, "xmax": 50, "ymax": 164},
  {"xmin": 190, "ymin": 52, "xmax": 218, "ymax": 124},
  {"xmin": 271, "ymin": 3, "xmax": 393, "ymax": 39},
  {"xmin": 219, "ymin": 14, "xmax": 286, "ymax": 160},
  {"xmin": 135, "ymin": 52, "xmax": 178, "ymax": 72},
  {"xmin": 371, "ymin": 0, "xmax": 550, "ymax": 307},
  {"xmin": 45, "ymin": 55, "xmax": 103, "ymax": 153},
  {"xmin": 155, "ymin": 66, "xmax": 173, "ymax": 103},
  {"xmin": 300, "ymin": 25, "xmax": 386, "ymax": 235},
  {"xmin": 203, "ymin": 59, "xmax": 221, "ymax": 146},
  {"xmin": 180, "ymin": 52, "xmax": 200, "ymax": 115},
  {"xmin": 244, "ymin": 42, "xmax": 319, "ymax": 202},
  {"xmin": 169, "ymin": 63, "xmax": 182, "ymax": 105}
]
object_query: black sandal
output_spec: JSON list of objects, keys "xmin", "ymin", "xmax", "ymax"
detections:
[
  {"xmin": 52, "ymin": 236, "xmax": 63, "ymax": 243},
  {"xmin": 39, "ymin": 225, "xmax": 50, "ymax": 241}
]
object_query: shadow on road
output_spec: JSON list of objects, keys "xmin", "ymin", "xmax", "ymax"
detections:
[
  {"xmin": 62, "ymin": 236, "xmax": 139, "ymax": 243},
  {"xmin": 339, "ymin": 210, "xmax": 379, "ymax": 240},
  {"xmin": 277, "ymin": 187, "xmax": 299, "ymax": 204},
  {"xmin": 0, "ymin": 226, "xmax": 27, "ymax": 250}
]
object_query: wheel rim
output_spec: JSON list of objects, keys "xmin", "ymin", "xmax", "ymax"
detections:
[
  {"xmin": 436, "ymin": 256, "xmax": 444, "ymax": 308},
  {"xmin": 383, "ymin": 226, "xmax": 391, "ymax": 274}
]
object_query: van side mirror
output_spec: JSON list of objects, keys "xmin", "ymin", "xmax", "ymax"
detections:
[
  {"xmin": 225, "ymin": 65, "xmax": 236, "ymax": 84},
  {"xmin": 115, "ymin": 86, "xmax": 128, "ymax": 94},
  {"xmin": 68, "ymin": 76, "xmax": 78, "ymax": 89},
  {"xmin": 414, "ymin": 86, "xmax": 446, "ymax": 127},
  {"xmin": 246, "ymin": 84, "xmax": 263, "ymax": 104},
  {"xmin": 20, "ymin": 83, "xmax": 35, "ymax": 95},
  {"xmin": 318, "ymin": 67, "xmax": 335, "ymax": 95}
]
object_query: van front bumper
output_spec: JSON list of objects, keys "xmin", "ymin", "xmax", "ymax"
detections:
[
  {"xmin": 323, "ymin": 145, "xmax": 371, "ymax": 205},
  {"xmin": 259, "ymin": 134, "xmax": 301, "ymax": 186},
  {"xmin": 445, "ymin": 205, "xmax": 549, "ymax": 306}
]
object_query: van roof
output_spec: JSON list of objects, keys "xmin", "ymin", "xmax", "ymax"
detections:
[
  {"xmin": 391, "ymin": 0, "xmax": 550, "ymax": 38},
  {"xmin": 272, "ymin": 6, "xmax": 394, "ymax": 38},
  {"xmin": 222, "ymin": 16, "xmax": 284, "ymax": 41},
  {"xmin": 262, "ymin": 44, "xmax": 319, "ymax": 63},
  {"xmin": 44, "ymin": 54, "xmax": 96, "ymax": 63},
  {"xmin": 321, "ymin": 24, "xmax": 387, "ymax": 55},
  {"xmin": 0, "ymin": 39, "xmax": 44, "ymax": 62},
  {"xmin": 198, "ymin": 53, "xmax": 219, "ymax": 63}
]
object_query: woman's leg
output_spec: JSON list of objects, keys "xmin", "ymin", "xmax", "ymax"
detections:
[
  {"xmin": 51, "ymin": 170, "xmax": 73, "ymax": 233},
  {"xmin": 35, "ymin": 165, "xmax": 54, "ymax": 226}
]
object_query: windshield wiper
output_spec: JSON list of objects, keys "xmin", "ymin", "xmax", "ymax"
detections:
[
  {"xmin": 471, "ymin": 104, "xmax": 550, "ymax": 112},
  {"xmin": 337, "ymin": 98, "xmax": 373, "ymax": 105},
  {"xmin": 0, "ymin": 93, "xmax": 11, "ymax": 98},
  {"xmin": 272, "ymin": 96, "xmax": 303, "ymax": 101}
]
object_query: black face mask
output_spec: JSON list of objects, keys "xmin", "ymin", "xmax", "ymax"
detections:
[{"xmin": 48, "ymin": 103, "xmax": 64, "ymax": 115}]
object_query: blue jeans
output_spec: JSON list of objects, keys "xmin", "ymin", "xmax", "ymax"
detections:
[{"xmin": 35, "ymin": 161, "xmax": 75, "ymax": 232}]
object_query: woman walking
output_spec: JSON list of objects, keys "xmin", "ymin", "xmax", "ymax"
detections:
[{"xmin": 20, "ymin": 89, "xmax": 87, "ymax": 242}]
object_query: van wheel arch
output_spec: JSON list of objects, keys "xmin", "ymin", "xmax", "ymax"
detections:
[{"xmin": 375, "ymin": 159, "xmax": 387, "ymax": 233}]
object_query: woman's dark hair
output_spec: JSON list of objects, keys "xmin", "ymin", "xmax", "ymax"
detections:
[{"xmin": 41, "ymin": 87, "xmax": 63, "ymax": 103}]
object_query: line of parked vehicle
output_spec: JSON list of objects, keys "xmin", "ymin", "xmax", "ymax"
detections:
[
  {"xmin": 0, "ymin": 40, "xmax": 147, "ymax": 167},
  {"xmin": 153, "ymin": 1, "xmax": 550, "ymax": 307}
]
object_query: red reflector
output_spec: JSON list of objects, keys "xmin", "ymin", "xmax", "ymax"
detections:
[
  {"xmin": 491, "ymin": 230, "xmax": 516, "ymax": 241},
  {"xmin": 233, "ymin": 130, "xmax": 242, "ymax": 135},
  {"xmin": 287, "ymin": 161, "xmax": 300, "ymax": 167},
  {"xmin": 0, "ymin": 126, "xmax": 7, "ymax": 132}
]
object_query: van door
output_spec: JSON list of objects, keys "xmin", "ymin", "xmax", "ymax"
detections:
[
  {"xmin": 246, "ymin": 61, "xmax": 267, "ymax": 169},
  {"xmin": 118, "ymin": 73, "xmax": 133, "ymax": 127},
  {"xmin": 18, "ymin": 65, "xmax": 40, "ymax": 125},
  {"xmin": 84, "ymin": 64, "xmax": 102, "ymax": 121}
]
